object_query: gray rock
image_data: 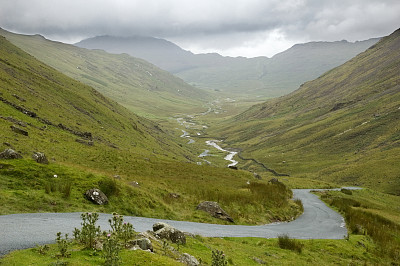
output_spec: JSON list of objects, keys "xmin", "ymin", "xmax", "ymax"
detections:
[
  {"xmin": 32, "ymin": 152, "xmax": 49, "ymax": 164},
  {"xmin": 253, "ymin": 257, "xmax": 266, "ymax": 264},
  {"xmin": 169, "ymin": 193, "xmax": 180, "ymax": 199},
  {"xmin": 196, "ymin": 201, "xmax": 234, "ymax": 223},
  {"xmin": 85, "ymin": 188, "xmax": 108, "ymax": 205},
  {"xmin": 180, "ymin": 253, "xmax": 199, "ymax": 266},
  {"xmin": 0, "ymin": 149, "xmax": 23, "ymax": 159},
  {"xmin": 10, "ymin": 125, "xmax": 28, "ymax": 136},
  {"xmin": 268, "ymin": 178, "xmax": 280, "ymax": 184},
  {"xmin": 152, "ymin": 222, "xmax": 186, "ymax": 244},
  {"xmin": 129, "ymin": 238, "xmax": 153, "ymax": 252}
]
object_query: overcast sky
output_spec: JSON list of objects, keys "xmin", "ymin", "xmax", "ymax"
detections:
[{"xmin": 1, "ymin": 0, "xmax": 399, "ymax": 57}]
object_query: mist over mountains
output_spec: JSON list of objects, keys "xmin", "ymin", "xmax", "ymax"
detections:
[{"xmin": 76, "ymin": 35, "xmax": 379, "ymax": 97}]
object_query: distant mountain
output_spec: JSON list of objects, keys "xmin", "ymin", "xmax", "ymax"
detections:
[
  {"xmin": 76, "ymin": 35, "xmax": 379, "ymax": 97},
  {"xmin": 0, "ymin": 29, "xmax": 210, "ymax": 118},
  {"xmin": 217, "ymin": 29, "xmax": 400, "ymax": 194}
]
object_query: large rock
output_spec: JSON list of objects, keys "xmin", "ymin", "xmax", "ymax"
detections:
[
  {"xmin": 129, "ymin": 238, "xmax": 153, "ymax": 252},
  {"xmin": 32, "ymin": 152, "xmax": 49, "ymax": 164},
  {"xmin": 180, "ymin": 253, "xmax": 200, "ymax": 266},
  {"xmin": 196, "ymin": 201, "xmax": 234, "ymax": 223},
  {"xmin": 152, "ymin": 222, "xmax": 186, "ymax": 244},
  {"xmin": 0, "ymin": 149, "xmax": 23, "ymax": 159},
  {"xmin": 85, "ymin": 188, "xmax": 108, "ymax": 205}
]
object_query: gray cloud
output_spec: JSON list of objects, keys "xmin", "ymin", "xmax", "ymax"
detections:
[{"xmin": 1, "ymin": 0, "xmax": 399, "ymax": 57}]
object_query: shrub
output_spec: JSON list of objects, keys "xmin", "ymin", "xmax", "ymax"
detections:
[
  {"xmin": 102, "ymin": 233, "xmax": 121, "ymax": 266},
  {"xmin": 99, "ymin": 177, "xmax": 119, "ymax": 197},
  {"xmin": 212, "ymin": 249, "xmax": 228, "ymax": 266},
  {"xmin": 55, "ymin": 232, "xmax": 70, "ymax": 258},
  {"xmin": 277, "ymin": 234, "xmax": 303, "ymax": 253},
  {"xmin": 73, "ymin": 212, "xmax": 101, "ymax": 249}
]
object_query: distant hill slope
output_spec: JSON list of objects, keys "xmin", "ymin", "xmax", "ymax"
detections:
[
  {"xmin": 0, "ymin": 29, "xmax": 210, "ymax": 118},
  {"xmin": 215, "ymin": 29, "xmax": 400, "ymax": 194},
  {"xmin": 0, "ymin": 35, "xmax": 193, "ymax": 164},
  {"xmin": 76, "ymin": 35, "xmax": 379, "ymax": 98}
]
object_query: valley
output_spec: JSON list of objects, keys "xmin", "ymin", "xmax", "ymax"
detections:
[{"xmin": 0, "ymin": 26, "xmax": 399, "ymax": 265}]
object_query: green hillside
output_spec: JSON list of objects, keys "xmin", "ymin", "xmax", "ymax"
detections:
[
  {"xmin": 215, "ymin": 29, "xmax": 400, "ymax": 194},
  {"xmin": 0, "ymin": 36, "xmax": 300, "ymax": 224},
  {"xmin": 0, "ymin": 29, "xmax": 210, "ymax": 119}
]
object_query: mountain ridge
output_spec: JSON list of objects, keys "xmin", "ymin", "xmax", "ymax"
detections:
[{"xmin": 76, "ymin": 34, "xmax": 379, "ymax": 97}]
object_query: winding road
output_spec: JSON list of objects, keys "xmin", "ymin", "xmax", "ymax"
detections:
[{"xmin": 0, "ymin": 188, "xmax": 355, "ymax": 256}]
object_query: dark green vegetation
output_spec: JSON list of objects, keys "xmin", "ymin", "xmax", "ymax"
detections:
[
  {"xmin": 215, "ymin": 28, "xmax": 400, "ymax": 195},
  {"xmin": 76, "ymin": 35, "xmax": 378, "ymax": 98},
  {"xmin": 0, "ymin": 29, "xmax": 210, "ymax": 119},
  {"xmin": 0, "ymin": 36, "xmax": 300, "ymax": 224}
]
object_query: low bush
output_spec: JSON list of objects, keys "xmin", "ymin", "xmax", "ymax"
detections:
[{"xmin": 277, "ymin": 234, "xmax": 303, "ymax": 254}]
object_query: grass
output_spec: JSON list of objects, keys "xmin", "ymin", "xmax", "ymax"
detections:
[
  {"xmin": 1, "ymin": 234, "xmax": 389, "ymax": 265},
  {"xmin": 317, "ymin": 189, "xmax": 400, "ymax": 262}
]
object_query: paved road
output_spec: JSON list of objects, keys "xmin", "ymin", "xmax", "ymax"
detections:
[{"xmin": 0, "ymin": 188, "xmax": 353, "ymax": 256}]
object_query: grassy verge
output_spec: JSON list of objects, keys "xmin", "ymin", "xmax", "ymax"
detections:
[
  {"xmin": 1, "ymin": 233, "xmax": 387, "ymax": 265},
  {"xmin": 0, "ymin": 158, "xmax": 301, "ymax": 225},
  {"xmin": 316, "ymin": 189, "xmax": 400, "ymax": 263}
]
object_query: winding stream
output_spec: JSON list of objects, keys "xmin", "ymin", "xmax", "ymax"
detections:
[{"xmin": 176, "ymin": 100, "xmax": 239, "ymax": 167}]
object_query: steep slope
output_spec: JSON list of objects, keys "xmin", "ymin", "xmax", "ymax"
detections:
[
  {"xmin": 76, "ymin": 35, "xmax": 378, "ymax": 98},
  {"xmin": 0, "ymin": 29, "xmax": 210, "ymax": 118},
  {"xmin": 0, "ymin": 36, "xmax": 300, "ymax": 224},
  {"xmin": 216, "ymin": 29, "xmax": 400, "ymax": 194}
]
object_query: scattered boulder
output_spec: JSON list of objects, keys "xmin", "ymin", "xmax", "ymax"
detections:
[
  {"xmin": 32, "ymin": 152, "xmax": 49, "ymax": 164},
  {"xmin": 75, "ymin": 138, "xmax": 94, "ymax": 146},
  {"xmin": 129, "ymin": 181, "xmax": 140, "ymax": 187},
  {"xmin": 169, "ymin": 193, "xmax": 180, "ymax": 199},
  {"xmin": 180, "ymin": 253, "xmax": 200, "ymax": 266},
  {"xmin": 11, "ymin": 125, "xmax": 28, "ymax": 136},
  {"xmin": 253, "ymin": 172, "xmax": 262, "ymax": 180},
  {"xmin": 196, "ymin": 201, "xmax": 234, "ymax": 223},
  {"xmin": 253, "ymin": 257, "xmax": 266, "ymax": 264},
  {"xmin": 129, "ymin": 238, "xmax": 153, "ymax": 252},
  {"xmin": 268, "ymin": 178, "xmax": 280, "ymax": 184},
  {"xmin": 152, "ymin": 222, "xmax": 186, "ymax": 244},
  {"xmin": 85, "ymin": 188, "xmax": 108, "ymax": 205},
  {"xmin": 0, "ymin": 148, "xmax": 23, "ymax": 159}
]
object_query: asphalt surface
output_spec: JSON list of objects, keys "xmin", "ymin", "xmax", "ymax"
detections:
[{"xmin": 0, "ymin": 188, "xmax": 354, "ymax": 256}]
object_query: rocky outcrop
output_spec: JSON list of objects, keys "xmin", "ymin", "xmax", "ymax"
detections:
[
  {"xmin": 32, "ymin": 152, "xmax": 49, "ymax": 164},
  {"xmin": 85, "ymin": 188, "xmax": 108, "ymax": 205},
  {"xmin": 0, "ymin": 149, "xmax": 23, "ymax": 159},
  {"xmin": 10, "ymin": 125, "xmax": 28, "ymax": 136},
  {"xmin": 129, "ymin": 238, "xmax": 153, "ymax": 251},
  {"xmin": 152, "ymin": 222, "xmax": 186, "ymax": 244},
  {"xmin": 196, "ymin": 201, "xmax": 234, "ymax": 223},
  {"xmin": 180, "ymin": 253, "xmax": 200, "ymax": 266}
]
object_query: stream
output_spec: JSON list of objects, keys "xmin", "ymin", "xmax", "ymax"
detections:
[{"xmin": 175, "ymin": 99, "xmax": 239, "ymax": 167}]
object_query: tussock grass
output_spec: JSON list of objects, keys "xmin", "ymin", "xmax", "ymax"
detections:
[
  {"xmin": 277, "ymin": 234, "xmax": 304, "ymax": 253},
  {"xmin": 320, "ymin": 190, "xmax": 400, "ymax": 262}
]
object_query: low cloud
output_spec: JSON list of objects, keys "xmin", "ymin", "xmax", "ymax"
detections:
[{"xmin": 1, "ymin": 0, "xmax": 399, "ymax": 57}]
